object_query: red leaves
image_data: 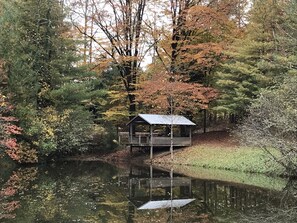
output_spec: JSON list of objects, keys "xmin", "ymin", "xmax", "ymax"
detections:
[
  {"xmin": 0, "ymin": 187, "xmax": 17, "ymax": 197},
  {"xmin": 0, "ymin": 168, "xmax": 38, "ymax": 220},
  {"xmin": 4, "ymin": 124, "xmax": 22, "ymax": 135},
  {"xmin": 0, "ymin": 93, "xmax": 22, "ymax": 162},
  {"xmin": 0, "ymin": 116, "xmax": 18, "ymax": 122},
  {"xmin": 2, "ymin": 201, "xmax": 20, "ymax": 212},
  {"xmin": 4, "ymin": 139, "xmax": 20, "ymax": 161}
]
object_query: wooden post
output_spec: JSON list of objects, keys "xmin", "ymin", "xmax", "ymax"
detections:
[
  {"xmin": 129, "ymin": 124, "xmax": 133, "ymax": 153},
  {"xmin": 150, "ymin": 165, "xmax": 153, "ymax": 200},
  {"xmin": 150, "ymin": 125, "xmax": 153, "ymax": 160},
  {"xmin": 170, "ymin": 96, "xmax": 174, "ymax": 161},
  {"xmin": 170, "ymin": 123, "xmax": 173, "ymax": 160},
  {"xmin": 170, "ymin": 168, "xmax": 173, "ymax": 222},
  {"xmin": 203, "ymin": 109, "xmax": 207, "ymax": 133},
  {"xmin": 189, "ymin": 127, "xmax": 192, "ymax": 146}
]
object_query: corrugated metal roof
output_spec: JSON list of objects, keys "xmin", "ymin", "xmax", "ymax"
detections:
[
  {"xmin": 137, "ymin": 199, "xmax": 195, "ymax": 210},
  {"xmin": 128, "ymin": 114, "xmax": 196, "ymax": 126}
]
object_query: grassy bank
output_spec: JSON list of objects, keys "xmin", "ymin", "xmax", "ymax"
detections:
[
  {"xmin": 152, "ymin": 145, "xmax": 286, "ymax": 176},
  {"xmin": 152, "ymin": 163, "xmax": 287, "ymax": 191}
]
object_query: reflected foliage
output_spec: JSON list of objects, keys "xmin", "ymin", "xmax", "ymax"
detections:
[
  {"xmin": 0, "ymin": 168, "xmax": 37, "ymax": 220},
  {"xmin": 0, "ymin": 162, "xmax": 296, "ymax": 222}
]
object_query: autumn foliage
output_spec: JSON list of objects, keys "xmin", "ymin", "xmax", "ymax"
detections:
[
  {"xmin": 0, "ymin": 168, "xmax": 38, "ymax": 220},
  {"xmin": 136, "ymin": 72, "xmax": 217, "ymax": 114},
  {"xmin": 0, "ymin": 94, "xmax": 22, "ymax": 162}
]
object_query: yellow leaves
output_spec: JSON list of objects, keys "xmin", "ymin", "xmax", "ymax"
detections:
[
  {"xmin": 43, "ymin": 107, "xmax": 59, "ymax": 123},
  {"xmin": 45, "ymin": 128, "xmax": 55, "ymax": 138},
  {"xmin": 42, "ymin": 107, "xmax": 71, "ymax": 124},
  {"xmin": 38, "ymin": 83, "xmax": 51, "ymax": 98},
  {"xmin": 45, "ymin": 193, "xmax": 54, "ymax": 201},
  {"xmin": 92, "ymin": 58, "xmax": 113, "ymax": 73},
  {"xmin": 103, "ymin": 108, "xmax": 129, "ymax": 123},
  {"xmin": 0, "ymin": 93, "xmax": 7, "ymax": 107},
  {"xmin": 31, "ymin": 107, "xmax": 73, "ymax": 143}
]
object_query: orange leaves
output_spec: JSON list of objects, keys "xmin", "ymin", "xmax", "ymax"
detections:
[
  {"xmin": 136, "ymin": 72, "xmax": 218, "ymax": 113},
  {"xmin": 178, "ymin": 5, "xmax": 236, "ymax": 70},
  {"xmin": 181, "ymin": 42, "xmax": 224, "ymax": 68},
  {"xmin": 186, "ymin": 5, "xmax": 231, "ymax": 36}
]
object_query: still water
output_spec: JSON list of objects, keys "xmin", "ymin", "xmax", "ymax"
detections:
[{"xmin": 0, "ymin": 161, "xmax": 296, "ymax": 223}]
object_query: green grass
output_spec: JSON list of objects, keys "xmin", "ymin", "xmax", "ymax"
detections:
[
  {"xmin": 153, "ymin": 163, "xmax": 287, "ymax": 191},
  {"xmin": 153, "ymin": 146, "xmax": 286, "ymax": 176}
]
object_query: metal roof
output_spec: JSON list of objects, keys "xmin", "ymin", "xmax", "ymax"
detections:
[
  {"xmin": 128, "ymin": 114, "xmax": 196, "ymax": 126},
  {"xmin": 137, "ymin": 199, "xmax": 195, "ymax": 210}
]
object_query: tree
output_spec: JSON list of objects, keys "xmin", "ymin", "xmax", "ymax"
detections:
[
  {"xmin": 70, "ymin": 0, "xmax": 147, "ymax": 118},
  {"xmin": 239, "ymin": 75, "xmax": 297, "ymax": 174},
  {"xmin": 140, "ymin": 1, "xmax": 232, "ymax": 132},
  {"xmin": 151, "ymin": 0, "xmax": 240, "ymax": 80},
  {"xmin": 238, "ymin": 0, "xmax": 297, "ymax": 175},
  {"xmin": 180, "ymin": 4, "xmax": 237, "ymax": 83},
  {"xmin": 136, "ymin": 71, "xmax": 217, "ymax": 114},
  {"xmin": 69, "ymin": 0, "xmax": 96, "ymax": 65},
  {"xmin": 0, "ymin": 0, "xmax": 96, "ymax": 162},
  {"xmin": 0, "ymin": 93, "xmax": 37, "ymax": 163},
  {"xmin": 213, "ymin": 0, "xmax": 291, "ymax": 119},
  {"xmin": 277, "ymin": 0, "xmax": 297, "ymax": 66},
  {"xmin": 0, "ymin": 168, "xmax": 38, "ymax": 220}
]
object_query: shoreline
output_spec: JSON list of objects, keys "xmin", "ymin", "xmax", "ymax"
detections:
[{"xmin": 65, "ymin": 130, "xmax": 293, "ymax": 190}]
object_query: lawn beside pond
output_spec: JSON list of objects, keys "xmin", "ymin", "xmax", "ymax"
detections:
[{"xmin": 151, "ymin": 132, "xmax": 286, "ymax": 176}]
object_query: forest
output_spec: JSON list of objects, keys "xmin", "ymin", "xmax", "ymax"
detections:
[{"xmin": 0, "ymin": 0, "xmax": 296, "ymax": 172}]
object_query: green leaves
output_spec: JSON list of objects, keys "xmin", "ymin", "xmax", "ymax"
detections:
[
  {"xmin": 0, "ymin": 0, "xmax": 101, "ymax": 162},
  {"xmin": 213, "ymin": 0, "xmax": 295, "ymax": 117}
]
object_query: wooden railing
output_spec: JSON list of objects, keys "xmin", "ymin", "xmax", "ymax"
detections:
[
  {"xmin": 119, "ymin": 132, "xmax": 191, "ymax": 147},
  {"xmin": 130, "ymin": 177, "xmax": 191, "ymax": 188},
  {"xmin": 152, "ymin": 137, "xmax": 191, "ymax": 146}
]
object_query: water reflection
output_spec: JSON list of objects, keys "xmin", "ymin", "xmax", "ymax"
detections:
[
  {"xmin": 126, "ymin": 166, "xmax": 195, "ymax": 222},
  {"xmin": 0, "ymin": 161, "xmax": 296, "ymax": 223},
  {"xmin": 128, "ymin": 166, "xmax": 194, "ymax": 208}
]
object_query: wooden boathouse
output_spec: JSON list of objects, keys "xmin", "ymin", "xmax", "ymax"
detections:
[{"xmin": 122, "ymin": 114, "xmax": 196, "ymax": 159}]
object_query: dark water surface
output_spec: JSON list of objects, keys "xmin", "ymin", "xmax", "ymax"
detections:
[{"xmin": 0, "ymin": 161, "xmax": 296, "ymax": 223}]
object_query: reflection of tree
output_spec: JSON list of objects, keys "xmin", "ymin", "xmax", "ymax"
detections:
[
  {"xmin": 238, "ymin": 180, "xmax": 297, "ymax": 223},
  {"xmin": 239, "ymin": 207, "xmax": 297, "ymax": 223},
  {"xmin": 0, "ymin": 167, "xmax": 38, "ymax": 220},
  {"xmin": 9, "ymin": 161, "xmax": 130, "ymax": 222},
  {"xmin": 1, "ymin": 163, "xmax": 296, "ymax": 222}
]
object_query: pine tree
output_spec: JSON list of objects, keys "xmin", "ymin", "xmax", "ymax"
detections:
[
  {"xmin": 213, "ymin": 0, "xmax": 292, "ymax": 118},
  {"xmin": 0, "ymin": 0, "xmax": 95, "ymax": 161}
]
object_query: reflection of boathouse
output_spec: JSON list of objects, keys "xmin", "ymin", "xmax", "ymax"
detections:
[
  {"xmin": 114, "ymin": 165, "xmax": 288, "ymax": 222},
  {"xmin": 127, "ymin": 166, "xmax": 195, "ymax": 210}
]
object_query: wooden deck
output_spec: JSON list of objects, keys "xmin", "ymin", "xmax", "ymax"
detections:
[{"xmin": 119, "ymin": 132, "xmax": 191, "ymax": 147}]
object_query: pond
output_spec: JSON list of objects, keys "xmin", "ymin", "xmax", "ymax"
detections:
[{"xmin": 0, "ymin": 161, "xmax": 296, "ymax": 223}]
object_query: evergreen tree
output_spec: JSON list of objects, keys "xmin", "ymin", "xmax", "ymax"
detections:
[
  {"xmin": 278, "ymin": 0, "xmax": 297, "ymax": 69},
  {"xmin": 0, "ymin": 0, "xmax": 96, "ymax": 161},
  {"xmin": 213, "ymin": 0, "xmax": 292, "ymax": 118}
]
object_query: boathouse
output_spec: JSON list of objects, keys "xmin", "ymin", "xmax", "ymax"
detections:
[{"xmin": 124, "ymin": 114, "xmax": 196, "ymax": 158}]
